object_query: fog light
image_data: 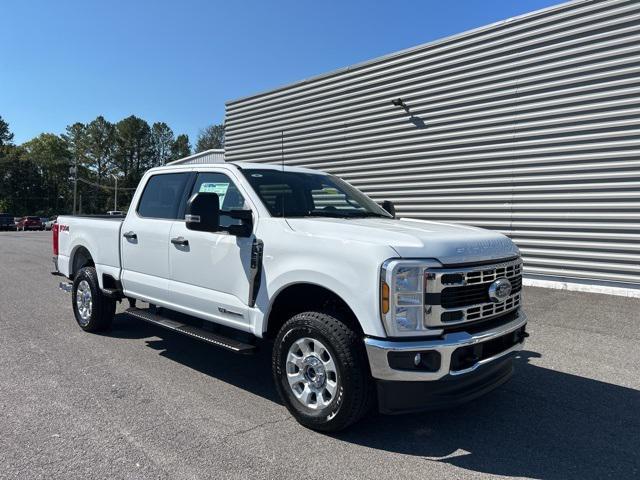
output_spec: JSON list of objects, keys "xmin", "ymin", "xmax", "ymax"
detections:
[{"xmin": 388, "ymin": 350, "xmax": 441, "ymax": 372}]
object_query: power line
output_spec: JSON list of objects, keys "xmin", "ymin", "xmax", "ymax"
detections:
[{"xmin": 76, "ymin": 177, "xmax": 137, "ymax": 191}]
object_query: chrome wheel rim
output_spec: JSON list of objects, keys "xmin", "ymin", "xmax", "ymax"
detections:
[
  {"xmin": 286, "ymin": 337, "xmax": 338, "ymax": 409},
  {"xmin": 76, "ymin": 280, "xmax": 92, "ymax": 326}
]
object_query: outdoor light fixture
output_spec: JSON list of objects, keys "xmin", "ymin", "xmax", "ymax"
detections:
[{"xmin": 391, "ymin": 98, "xmax": 406, "ymax": 108}]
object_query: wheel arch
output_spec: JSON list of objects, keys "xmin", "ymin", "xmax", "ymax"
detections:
[
  {"xmin": 264, "ymin": 282, "xmax": 364, "ymax": 340},
  {"xmin": 69, "ymin": 245, "xmax": 95, "ymax": 279}
]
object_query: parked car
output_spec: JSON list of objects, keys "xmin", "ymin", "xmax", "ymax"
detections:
[
  {"xmin": 53, "ymin": 162, "xmax": 527, "ymax": 432},
  {"xmin": 44, "ymin": 217, "xmax": 57, "ymax": 230},
  {"xmin": 16, "ymin": 216, "xmax": 44, "ymax": 231},
  {"xmin": 0, "ymin": 213, "xmax": 16, "ymax": 231}
]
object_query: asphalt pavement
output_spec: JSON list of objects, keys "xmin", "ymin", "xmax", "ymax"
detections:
[{"xmin": 0, "ymin": 231, "xmax": 638, "ymax": 480}]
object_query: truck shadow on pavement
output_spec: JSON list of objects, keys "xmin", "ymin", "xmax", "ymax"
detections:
[
  {"xmin": 109, "ymin": 314, "xmax": 639, "ymax": 480},
  {"xmin": 339, "ymin": 350, "xmax": 640, "ymax": 480},
  {"xmin": 109, "ymin": 312, "xmax": 281, "ymax": 402}
]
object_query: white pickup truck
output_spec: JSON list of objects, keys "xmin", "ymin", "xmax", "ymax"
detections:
[{"xmin": 53, "ymin": 161, "xmax": 528, "ymax": 431}]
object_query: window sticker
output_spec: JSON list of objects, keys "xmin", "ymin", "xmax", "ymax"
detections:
[{"xmin": 199, "ymin": 182, "xmax": 230, "ymax": 204}]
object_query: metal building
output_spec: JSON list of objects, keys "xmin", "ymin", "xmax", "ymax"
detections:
[
  {"xmin": 224, "ymin": 0, "xmax": 640, "ymax": 291},
  {"xmin": 167, "ymin": 149, "xmax": 225, "ymax": 165}
]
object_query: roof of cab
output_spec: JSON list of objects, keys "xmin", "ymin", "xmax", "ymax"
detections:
[{"xmin": 147, "ymin": 161, "xmax": 325, "ymax": 175}]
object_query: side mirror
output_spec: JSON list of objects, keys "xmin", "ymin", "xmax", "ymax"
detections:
[
  {"xmin": 185, "ymin": 192, "xmax": 220, "ymax": 232},
  {"xmin": 381, "ymin": 200, "xmax": 396, "ymax": 218},
  {"xmin": 227, "ymin": 209, "xmax": 253, "ymax": 237}
]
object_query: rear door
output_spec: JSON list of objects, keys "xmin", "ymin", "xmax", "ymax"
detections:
[
  {"xmin": 120, "ymin": 171, "xmax": 192, "ymax": 304},
  {"xmin": 167, "ymin": 170, "xmax": 256, "ymax": 330}
]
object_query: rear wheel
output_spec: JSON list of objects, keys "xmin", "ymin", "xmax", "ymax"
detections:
[
  {"xmin": 272, "ymin": 311, "xmax": 373, "ymax": 432},
  {"xmin": 72, "ymin": 267, "xmax": 115, "ymax": 332}
]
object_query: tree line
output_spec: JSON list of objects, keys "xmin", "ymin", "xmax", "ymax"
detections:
[{"xmin": 0, "ymin": 115, "xmax": 224, "ymax": 216}]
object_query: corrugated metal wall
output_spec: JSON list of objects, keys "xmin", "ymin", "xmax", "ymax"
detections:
[
  {"xmin": 225, "ymin": 0, "xmax": 640, "ymax": 289},
  {"xmin": 168, "ymin": 149, "xmax": 225, "ymax": 165}
]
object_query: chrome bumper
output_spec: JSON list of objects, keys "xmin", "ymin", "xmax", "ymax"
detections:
[{"xmin": 365, "ymin": 311, "xmax": 527, "ymax": 381}]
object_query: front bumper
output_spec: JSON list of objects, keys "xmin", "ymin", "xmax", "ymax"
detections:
[
  {"xmin": 365, "ymin": 310, "xmax": 527, "ymax": 414},
  {"xmin": 375, "ymin": 355, "xmax": 515, "ymax": 414},
  {"xmin": 364, "ymin": 310, "xmax": 527, "ymax": 382}
]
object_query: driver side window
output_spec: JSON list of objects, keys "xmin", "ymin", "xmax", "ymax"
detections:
[{"xmin": 190, "ymin": 172, "xmax": 247, "ymax": 228}]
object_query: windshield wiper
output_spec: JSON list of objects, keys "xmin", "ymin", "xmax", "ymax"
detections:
[
  {"xmin": 293, "ymin": 211, "xmax": 391, "ymax": 219},
  {"xmin": 342, "ymin": 211, "xmax": 392, "ymax": 219},
  {"xmin": 296, "ymin": 211, "xmax": 355, "ymax": 219}
]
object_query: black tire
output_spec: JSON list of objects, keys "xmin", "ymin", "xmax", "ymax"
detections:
[
  {"xmin": 72, "ymin": 266, "xmax": 115, "ymax": 332},
  {"xmin": 272, "ymin": 311, "xmax": 374, "ymax": 432}
]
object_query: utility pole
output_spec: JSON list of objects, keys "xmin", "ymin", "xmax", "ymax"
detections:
[
  {"xmin": 71, "ymin": 161, "xmax": 78, "ymax": 215},
  {"xmin": 111, "ymin": 174, "xmax": 118, "ymax": 211}
]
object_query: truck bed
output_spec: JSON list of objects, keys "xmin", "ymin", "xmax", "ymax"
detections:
[{"xmin": 56, "ymin": 215, "xmax": 124, "ymax": 279}]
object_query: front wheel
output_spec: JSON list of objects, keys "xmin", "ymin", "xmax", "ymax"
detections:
[
  {"xmin": 272, "ymin": 311, "xmax": 374, "ymax": 432},
  {"xmin": 72, "ymin": 266, "xmax": 115, "ymax": 332}
]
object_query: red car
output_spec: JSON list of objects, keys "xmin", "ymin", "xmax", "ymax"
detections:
[{"xmin": 16, "ymin": 216, "xmax": 44, "ymax": 231}]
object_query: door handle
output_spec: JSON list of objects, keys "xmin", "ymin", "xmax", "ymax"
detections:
[
  {"xmin": 123, "ymin": 231, "xmax": 137, "ymax": 240},
  {"xmin": 171, "ymin": 236, "xmax": 189, "ymax": 246}
]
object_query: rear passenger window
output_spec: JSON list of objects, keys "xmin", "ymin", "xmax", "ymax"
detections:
[{"xmin": 137, "ymin": 173, "xmax": 190, "ymax": 219}]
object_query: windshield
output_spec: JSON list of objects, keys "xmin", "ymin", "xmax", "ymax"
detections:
[{"xmin": 241, "ymin": 169, "xmax": 392, "ymax": 219}]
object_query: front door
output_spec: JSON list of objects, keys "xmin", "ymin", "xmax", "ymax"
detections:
[
  {"xmin": 168, "ymin": 171, "xmax": 255, "ymax": 330},
  {"xmin": 121, "ymin": 172, "xmax": 191, "ymax": 304}
]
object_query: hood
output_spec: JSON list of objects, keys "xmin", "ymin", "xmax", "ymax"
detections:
[{"xmin": 286, "ymin": 217, "xmax": 519, "ymax": 265}]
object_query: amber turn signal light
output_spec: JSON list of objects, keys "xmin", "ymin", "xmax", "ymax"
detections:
[{"xmin": 381, "ymin": 281, "xmax": 390, "ymax": 314}]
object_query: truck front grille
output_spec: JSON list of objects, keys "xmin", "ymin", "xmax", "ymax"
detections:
[
  {"xmin": 440, "ymin": 274, "xmax": 523, "ymax": 309},
  {"xmin": 424, "ymin": 258, "xmax": 523, "ymax": 329}
]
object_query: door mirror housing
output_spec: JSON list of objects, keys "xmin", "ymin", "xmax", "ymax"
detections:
[
  {"xmin": 381, "ymin": 200, "xmax": 396, "ymax": 218},
  {"xmin": 227, "ymin": 209, "xmax": 253, "ymax": 237},
  {"xmin": 185, "ymin": 192, "xmax": 220, "ymax": 232}
]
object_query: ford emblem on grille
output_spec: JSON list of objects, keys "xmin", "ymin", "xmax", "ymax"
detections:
[{"xmin": 488, "ymin": 278, "xmax": 512, "ymax": 303}]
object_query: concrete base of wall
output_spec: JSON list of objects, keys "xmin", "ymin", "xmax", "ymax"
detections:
[{"xmin": 523, "ymin": 277, "xmax": 640, "ymax": 299}]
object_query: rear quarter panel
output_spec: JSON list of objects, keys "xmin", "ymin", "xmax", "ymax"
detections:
[{"xmin": 56, "ymin": 216, "xmax": 123, "ymax": 286}]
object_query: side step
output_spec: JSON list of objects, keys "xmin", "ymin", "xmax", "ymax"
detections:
[{"xmin": 126, "ymin": 307, "xmax": 256, "ymax": 354}]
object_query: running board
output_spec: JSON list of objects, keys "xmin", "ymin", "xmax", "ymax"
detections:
[{"xmin": 126, "ymin": 307, "xmax": 256, "ymax": 354}]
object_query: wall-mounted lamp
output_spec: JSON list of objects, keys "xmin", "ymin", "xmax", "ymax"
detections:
[{"xmin": 391, "ymin": 98, "xmax": 406, "ymax": 108}]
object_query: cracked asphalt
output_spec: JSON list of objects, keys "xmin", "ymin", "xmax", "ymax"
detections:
[{"xmin": 1, "ymin": 231, "xmax": 639, "ymax": 479}]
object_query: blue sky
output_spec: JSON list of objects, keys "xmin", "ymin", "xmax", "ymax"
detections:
[{"xmin": 1, "ymin": 0, "xmax": 561, "ymax": 145}]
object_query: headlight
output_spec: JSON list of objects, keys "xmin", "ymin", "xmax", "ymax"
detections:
[{"xmin": 380, "ymin": 259, "xmax": 440, "ymax": 337}]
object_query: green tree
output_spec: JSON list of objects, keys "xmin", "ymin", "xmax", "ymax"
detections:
[
  {"xmin": 22, "ymin": 133, "xmax": 72, "ymax": 215},
  {"xmin": 195, "ymin": 124, "xmax": 224, "ymax": 152},
  {"xmin": 113, "ymin": 115, "xmax": 153, "ymax": 185},
  {"xmin": 0, "ymin": 145, "xmax": 45, "ymax": 215},
  {"xmin": 85, "ymin": 116, "xmax": 116, "ymax": 182},
  {"xmin": 171, "ymin": 134, "xmax": 191, "ymax": 160},
  {"xmin": 0, "ymin": 115, "xmax": 14, "ymax": 146},
  {"xmin": 1, "ymin": 114, "xmax": 198, "ymax": 215},
  {"xmin": 63, "ymin": 122, "xmax": 89, "ymax": 169},
  {"xmin": 151, "ymin": 122, "xmax": 175, "ymax": 166}
]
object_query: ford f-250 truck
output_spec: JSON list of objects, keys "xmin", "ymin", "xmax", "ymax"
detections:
[{"xmin": 53, "ymin": 161, "xmax": 528, "ymax": 431}]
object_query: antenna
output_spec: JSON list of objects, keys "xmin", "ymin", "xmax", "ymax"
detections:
[{"xmin": 280, "ymin": 130, "xmax": 285, "ymax": 218}]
